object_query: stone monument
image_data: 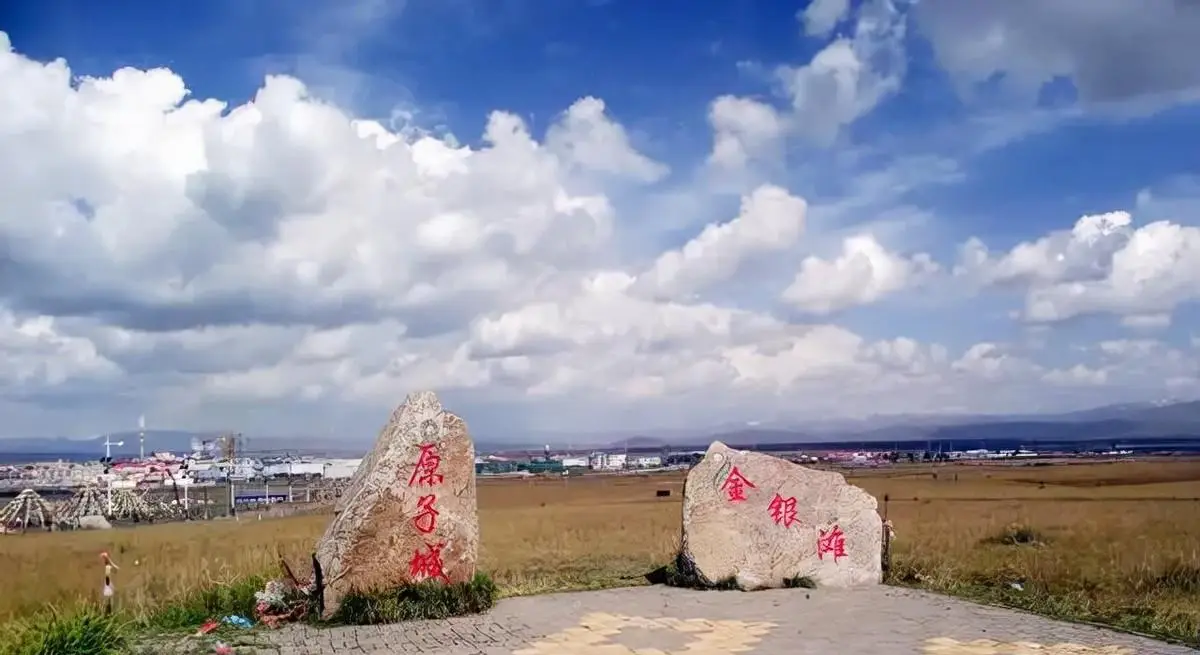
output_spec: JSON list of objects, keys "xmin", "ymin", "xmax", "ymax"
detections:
[
  {"xmin": 678, "ymin": 441, "xmax": 882, "ymax": 589},
  {"xmin": 314, "ymin": 391, "xmax": 479, "ymax": 617}
]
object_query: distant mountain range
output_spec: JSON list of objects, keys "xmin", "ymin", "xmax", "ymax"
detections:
[
  {"xmin": 606, "ymin": 400, "xmax": 1200, "ymax": 449},
  {"xmin": 2, "ymin": 400, "xmax": 1199, "ymax": 458}
]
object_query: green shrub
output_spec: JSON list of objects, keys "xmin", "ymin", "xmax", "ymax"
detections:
[
  {"xmin": 644, "ymin": 555, "xmax": 740, "ymax": 591},
  {"xmin": 3, "ymin": 606, "xmax": 128, "ymax": 655},
  {"xmin": 140, "ymin": 575, "xmax": 265, "ymax": 631},
  {"xmin": 331, "ymin": 574, "xmax": 498, "ymax": 625}
]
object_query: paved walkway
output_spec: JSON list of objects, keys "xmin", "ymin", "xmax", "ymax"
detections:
[{"xmin": 177, "ymin": 586, "xmax": 1195, "ymax": 654}]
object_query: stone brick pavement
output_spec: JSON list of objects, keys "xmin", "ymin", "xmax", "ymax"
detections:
[{"xmin": 157, "ymin": 586, "xmax": 1196, "ymax": 654}]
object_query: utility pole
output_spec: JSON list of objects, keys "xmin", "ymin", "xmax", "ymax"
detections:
[
  {"xmin": 223, "ymin": 432, "xmax": 239, "ymax": 518},
  {"xmin": 101, "ymin": 434, "xmax": 122, "ymax": 516}
]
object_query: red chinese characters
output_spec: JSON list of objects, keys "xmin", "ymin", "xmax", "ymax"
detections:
[
  {"xmin": 413, "ymin": 494, "xmax": 439, "ymax": 534},
  {"xmin": 767, "ymin": 493, "xmax": 798, "ymax": 528},
  {"xmin": 408, "ymin": 443, "xmax": 445, "ymax": 487},
  {"xmin": 408, "ymin": 442, "xmax": 449, "ymax": 583},
  {"xmin": 817, "ymin": 525, "xmax": 847, "ymax": 562},
  {"xmin": 720, "ymin": 466, "xmax": 756, "ymax": 502},
  {"xmin": 408, "ymin": 542, "xmax": 449, "ymax": 583}
]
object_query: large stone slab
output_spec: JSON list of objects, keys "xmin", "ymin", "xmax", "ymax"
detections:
[
  {"xmin": 315, "ymin": 391, "xmax": 479, "ymax": 617},
  {"xmin": 679, "ymin": 441, "xmax": 881, "ymax": 589}
]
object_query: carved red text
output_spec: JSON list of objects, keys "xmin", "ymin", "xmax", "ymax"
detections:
[
  {"xmin": 720, "ymin": 466, "xmax": 756, "ymax": 502},
  {"xmin": 409, "ymin": 542, "xmax": 450, "ymax": 583},
  {"xmin": 413, "ymin": 494, "xmax": 439, "ymax": 534},
  {"xmin": 767, "ymin": 493, "xmax": 798, "ymax": 528},
  {"xmin": 817, "ymin": 525, "xmax": 847, "ymax": 563},
  {"xmin": 408, "ymin": 443, "xmax": 444, "ymax": 487}
]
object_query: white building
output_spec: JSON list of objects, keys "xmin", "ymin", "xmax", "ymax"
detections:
[
  {"xmin": 262, "ymin": 462, "xmax": 326, "ymax": 478},
  {"xmin": 632, "ymin": 455, "xmax": 662, "ymax": 468},
  {"xmin": 322, "ymin": 459, "xmax": 362, "ymax": 479},
  {"xmin": 587, "ymin": 452, "xmax": 629, "ymax": 470}
]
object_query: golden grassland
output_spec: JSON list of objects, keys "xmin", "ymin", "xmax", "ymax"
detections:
[{"xmin": 2, "ymin": 459, "xmax": 1198, "ymax": 642}]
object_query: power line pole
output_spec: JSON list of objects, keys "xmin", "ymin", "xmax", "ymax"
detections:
[
  {"xmin": 101, "ymin": 434, "xmax": 123, "ymax": 516},
  {"xmin": 223, "ymin": 432, "xmax": 239, "ymax": 518}
]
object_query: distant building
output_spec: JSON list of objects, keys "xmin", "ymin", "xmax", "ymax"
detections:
[
  {"xmin": 632, "ymin": 455, "xmax": 662, "ymax": 468},
  {"xmin": 322, "ymin": 459, "xmax": 362, "ymax": 479},
  {"xmin": 588, "ymin": 452, "xmax": 630, "ymax": 470},
  {"xmin": 523, "ymin": 459, "xmax": 565, "ymax": 474},
  {"xmin": 476, "ymin": 460, "xmax": 519, "ymax": 475}
]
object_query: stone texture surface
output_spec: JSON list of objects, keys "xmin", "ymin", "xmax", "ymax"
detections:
[
  {"xmin": 315, "ymin": 391, "xmax": 478, "ymax": 617},
  {"xmin": 142, "ymin": 586, "xmax": 1194, "ymax": 654},
  {"xmin": 679, "ymin": 441, "xmax": 882, "ymax": 589}
]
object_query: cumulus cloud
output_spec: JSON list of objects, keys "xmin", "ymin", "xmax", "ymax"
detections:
[
  {"xmin": 545, "ymin": 96, "xmax": 668, "ymax": 183},
  {"xmin": 957, "ymin": 210, "xmax": 1200, "ymax": 327},
  {"xmin": 800, "ymin": 0, "xmax": 851, "ymax": 37},
  {"xmin": 775, "ymin": 0, "xmax": 909, "ymax": 146},
  {"xmin": 782, "ymin": 234, "xmax": 938, "ymax": 314},
  {"xmin": 708, "ymin": 0, "xmax": 909, "ymax": 167},
  {"xmin": 707, "ymin": 96, "xmax": 786, "ymax": 170},
  {"xmin": 0, "ymin": 29, "xmax": 1195, "ymax": 438},
  {"xmin": 0, "ymin": 312, "xmax": 120, "ymax": 392},
  {"xmin": 1043, "ymin": 365, "xmax": 1107, "ymax": 387},
  {"xmin": 711, "ymin": 0, "xmax": 1200, "ymax": 175},
  {"xmin": 637, "ymin": 185, "xmax": 807, "ymax": 300}
]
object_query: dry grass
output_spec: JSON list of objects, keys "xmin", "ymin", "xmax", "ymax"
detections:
[{"xmin": 1, "ymin": 459, "xmax": 1197, "ymax": 643}]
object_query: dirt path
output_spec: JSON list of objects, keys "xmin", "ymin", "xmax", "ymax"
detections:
[{"xmin": 160, "ymin": 586, "xmax": 1194, "ymax": 654}]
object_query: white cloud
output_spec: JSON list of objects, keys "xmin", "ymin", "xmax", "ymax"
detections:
[
  {"xmin": 1043, "ymin": 364, "xmax": 1107, "ymax": 387},
  {"xmin": 0, "ymin": 312, "xmax": 120, "ymax": 391},
  {"xmin": 0, "ymin": 29, "xmax": 1196, "ymax": 439},
  {"xmin": 800, "ymin": 0, "xmax": 851, "ymax": 37},
  {"xmin": 951, "ymin": 343, "xmax": 1038, "ymax": 382},
  {"xmin": 1088, "ymin": 339, "xmax": 1200, "ymax": 396},
  {"xmin": 637, "ymin": 185, "xmax": 807, "ymax": 300},
  {"xmin": 545, "ymin": 96, "xmax": 668, "ymax": 183},
  {"xmin": 707, "ymin": 0, "xmax": 909, "ymax": 166},
  {"xmin": 775, "ymin": 0, "xmax": 908, "ymax": 146},
  {"xmin": 959, "ymin": 210, "xmax": 1200, "ymax": 326},
  {"xmin": 707, "ymin": 95, "xmax": 786, "ymax": 170},
  {"xmin": 1097, "ymin": 339, "xmax": 1160, "ymax": 358},
  {"xmin": 782, "ymin": 234, "xmax": 938, "ymax": 314}
]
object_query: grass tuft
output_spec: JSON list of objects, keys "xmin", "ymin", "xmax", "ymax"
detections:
[
  {"xmin": 979, "ymin": 523, "xmax": 1048, "ymax": 547},
  {"xmin": 330, "ymin": 574, "xmax": 498, "ymax": 625},
  {"xmin": 138, "ymin": 575, "xmax": 265, "ymax": 632},
  {"xmin": 783, "ymin": 575, "xmax": 817, "ymax": 589},
  {"xmin": 647, "ymin": 559, "xmax": 816, "ymax": 591},
  {"xmin": 645, "ymin": 554, "xmax": 739, "ymax": 591},
  {"xmin": 2, "ymin": 606, "xmax": 129, "ymax": 655},
  {"xmin": 1145, "ymin": 559, "xmax": 1200, "ymax": 595}
]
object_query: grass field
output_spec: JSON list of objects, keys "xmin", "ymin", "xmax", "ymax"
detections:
[{"xmin": 2, "ymin": 459, "xmax": 1198, "ymax": 644}]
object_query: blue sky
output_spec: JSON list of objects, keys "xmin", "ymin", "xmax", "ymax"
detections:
[
  {"xmin": 1, "ymin": 0, "xmax": 1199, "ymax": 439},
  {"xmin": 10, "ymin": 0, "xmax": 1198, "ymax": 231}
]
